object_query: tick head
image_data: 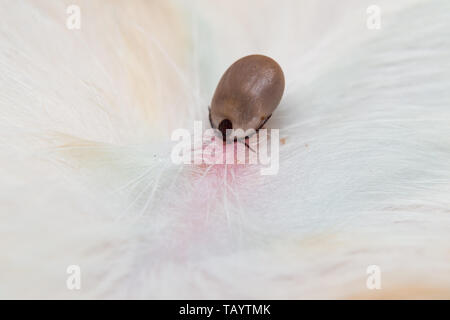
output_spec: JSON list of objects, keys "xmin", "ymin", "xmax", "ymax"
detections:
[{"xmin": 218, "ymin": 119, "xmax": 233, "ymax": 141}]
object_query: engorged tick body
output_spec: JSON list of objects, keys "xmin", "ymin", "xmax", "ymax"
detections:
[{"xmin": 209, "ymin": 54, "xmax": 285, "ymax": 141}]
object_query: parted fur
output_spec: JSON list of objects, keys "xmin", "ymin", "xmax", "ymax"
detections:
[{"xmin": 0, "ymin": 0, "xmax": 449, "ymax": 299}]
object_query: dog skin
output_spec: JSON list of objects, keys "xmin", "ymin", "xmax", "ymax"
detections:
[{"xmin": 0, "ymin": 0, "xmax": 449, "ymax": 299}]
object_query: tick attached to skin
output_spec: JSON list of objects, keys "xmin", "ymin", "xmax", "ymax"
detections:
[{"xmin": 209, "ymin": 54, "xmax": 285, "ymax": 143}]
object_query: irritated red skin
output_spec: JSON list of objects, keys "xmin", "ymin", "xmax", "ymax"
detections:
[{"xmin": 191, "ymin": 141, "xmax": 259, "ymax": 202}]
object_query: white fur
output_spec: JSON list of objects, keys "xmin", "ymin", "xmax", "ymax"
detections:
[{"xmin": 1, "ymin": 0, "xmax": 449, "ymax": 298}]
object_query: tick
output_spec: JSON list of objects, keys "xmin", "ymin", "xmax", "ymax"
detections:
[{"xmin": 209, "ymin": 54, "xmax": 285, "ymax": 142}]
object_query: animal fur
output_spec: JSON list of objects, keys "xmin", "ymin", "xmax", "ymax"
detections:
[{"xmin": 0, "ymin": 0, "xmax": 449, "ymax": 299}]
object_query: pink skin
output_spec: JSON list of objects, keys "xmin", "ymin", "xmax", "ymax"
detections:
[
  {"xmin": 188, "ymin": 140, "xmax": 255, "ymax": 218},
  {"xmin": 169, "ymin": 140, "xmax": 260, "ymax": 261}
]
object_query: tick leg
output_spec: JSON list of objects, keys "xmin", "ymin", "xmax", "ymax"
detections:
[
  {"xmin": 234, "ymin": 137, "xmax": 256, "ymax": 153},
  {"xmin": 208, "ymin": 107, "xmax": 214, "ymax": 128},
  {"xmin": 239, "ymin": 114, "xmax": 273, "ymax": 153},
  {"xmin": 240, "ymin": 114, "xmax": 272, "ymax": 145},
  {"xmin": 257, "ymin": 114, "xmax": 272, "ymax": 131},
  {"xmin": 244, "ymin": 139, "xmax": 256, "ymax": 153}
]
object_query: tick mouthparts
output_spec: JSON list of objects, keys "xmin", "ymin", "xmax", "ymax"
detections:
[{"xmin": 218, "ymin": 119, "xmax": 233, "ymax": 141}]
